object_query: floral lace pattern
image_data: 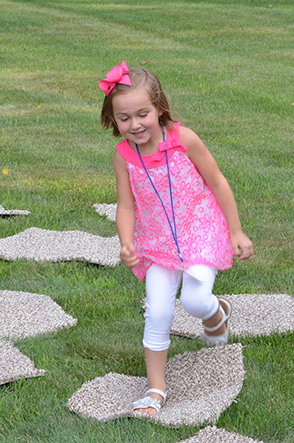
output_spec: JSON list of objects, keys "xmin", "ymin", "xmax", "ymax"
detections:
[{"xmin": 117, "ymin": 125, "xmax": 233, "ymax": 281}]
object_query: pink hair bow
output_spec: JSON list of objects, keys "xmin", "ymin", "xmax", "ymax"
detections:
[{"xmin": 99, "ymin": 60, "xmax": 131, "ymax": 96}]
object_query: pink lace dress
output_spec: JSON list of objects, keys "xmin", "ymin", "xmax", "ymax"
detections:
[{"xmin": 116, "ymin": 123, "xmax": 233, "ymax": 281}]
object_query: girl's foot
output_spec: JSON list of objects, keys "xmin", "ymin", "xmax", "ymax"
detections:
[
  {"xmin": 202, "ymin": 297, "xmax": 232, "ymax": 346},
  {"xmin": 133, "ymin": 388, "xmax": 167, "ymax": 415}
]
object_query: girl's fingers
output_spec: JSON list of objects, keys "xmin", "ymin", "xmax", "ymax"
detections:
[
  {"xmin": 235, "ymin": 243, "xmax": 253, "ymax": 259},
  {"xmin": 120, "ymin": 244, "xmax": 139, "ymax": 269},
  {"xmin": 231, "ymin": 233, "xmax": 253, "ymax": 260}
]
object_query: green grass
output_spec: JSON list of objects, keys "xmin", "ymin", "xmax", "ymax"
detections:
[{"xmin": 1, "ymin": 0, "xmax": 294, "ymax": 441}]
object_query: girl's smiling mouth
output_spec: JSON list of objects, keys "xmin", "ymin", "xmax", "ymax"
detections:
[{"xmin": 132, "ymin": 130, "xmax": 146, "ymax": 138}]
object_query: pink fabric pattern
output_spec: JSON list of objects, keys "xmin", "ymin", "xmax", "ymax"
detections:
[{"xmin": 117, "ymin": 123, "xmax": 234, "ymax": 281}]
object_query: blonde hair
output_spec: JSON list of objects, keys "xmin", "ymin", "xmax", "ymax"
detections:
[{"xmin": 100, "ymin": 68, "xmax": 176, "ymax": 137}]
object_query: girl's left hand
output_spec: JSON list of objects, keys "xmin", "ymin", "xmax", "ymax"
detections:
[{"xmin": 231, "ymin": 231, "xmax": 253, "ymax": 260}]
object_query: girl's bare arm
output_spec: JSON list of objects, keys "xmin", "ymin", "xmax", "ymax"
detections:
[
  {"xmin": 179, "ymin": 126, "xmax": 253, "ymax": 259},
  {"xmin": 113, "ymin": 150, "xmax": 139, "ymax": 269}
]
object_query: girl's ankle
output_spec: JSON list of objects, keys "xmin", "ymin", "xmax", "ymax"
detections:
[
  {"xmin": 148, "ymin": 383, "xmax": 166, "ymax": 394},
  {"xmin": 203, "ymin": 300, "xmax": 228, "ymax": 336}
]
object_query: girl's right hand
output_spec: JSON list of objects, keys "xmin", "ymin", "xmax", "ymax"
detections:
[{"xmin": 120, "ymin": 243, "xmax": 139, "ymax": 269}]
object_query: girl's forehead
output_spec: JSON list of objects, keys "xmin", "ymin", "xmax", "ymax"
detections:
[{"xmin": 112, "ymin": 87, "xmax": 153, "ymax": 113}]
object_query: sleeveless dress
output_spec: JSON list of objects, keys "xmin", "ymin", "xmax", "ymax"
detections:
[{"xmin": 116, "ymin": 122, "xmax": 234, "ymax": 281}]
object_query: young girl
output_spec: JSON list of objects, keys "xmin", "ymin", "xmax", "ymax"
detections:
[{"xmin": 99, "ymin": 61, "xmax": 253, "ymax": 416}]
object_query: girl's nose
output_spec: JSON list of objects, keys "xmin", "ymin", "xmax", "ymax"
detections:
[{"xmin": 131, "ymin": 118, "xmax": 141, "ymax": 130}]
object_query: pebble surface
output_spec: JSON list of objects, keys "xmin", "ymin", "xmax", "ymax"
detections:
[
  {"xmin": 170, "ymin": 294, "xmax": 294, "ymax": 339},
  {"xmin": 0, "ymin": 227, "xmax": 120, "ymax": 266},
  {"xmin": 0, "ymin": 290, "xmax": 77, "ymax": 339},
  {"xmin": 0, "ymin": 340, "xmax": 46, "ymax": 385},
  {"xmin": 68, "ymin": 344, "xmax": 245, "ymax": 427},
  {"xmin": 0, "ymin": 205, "xmax": 31, "ymax": 216},
  {"xmin": 177, "ymin": 426, "xmax": 266, "ymax": 443}
]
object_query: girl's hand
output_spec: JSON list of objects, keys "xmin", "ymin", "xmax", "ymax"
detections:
[
  {"xmin": 120, "ymin": 243, "xmax": 139, "ymax": 269},
  {"xmin": 231, "ymin": 231, "xmax": 253, "ymax": 260}
]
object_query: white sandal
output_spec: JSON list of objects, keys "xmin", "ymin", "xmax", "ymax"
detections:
[
  {"xmin": 133, "ymin": 388, "xmax": 167, "ymax": 415},
  {"xmin": 202, "ymin": 297, "xmax": 232, "ymax": 346}
]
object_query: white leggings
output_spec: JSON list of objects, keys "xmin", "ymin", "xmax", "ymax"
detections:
[{"xmin": 143, "ymin": 263, "xmax": 218, "ymax": 351}]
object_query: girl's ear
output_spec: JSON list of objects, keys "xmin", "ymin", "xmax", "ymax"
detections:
[{"xmin": 158, "ymin": 108, "xmax": 164, "ymax": 117}]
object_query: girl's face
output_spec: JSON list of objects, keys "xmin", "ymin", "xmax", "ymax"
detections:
[{"xmin": 112, "ymin": 87, "xmax": 163, "ymax": 154}]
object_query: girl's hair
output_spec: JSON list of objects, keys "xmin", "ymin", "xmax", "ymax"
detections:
[{"xmin": 100, "ymin": 68, "xmax": 176, "ymax": 137}]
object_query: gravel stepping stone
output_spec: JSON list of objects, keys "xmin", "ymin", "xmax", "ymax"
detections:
[
  {"xmin": 0, "ymin": 340, "xmax": 45, "ymax": 385},
  {"xmin": 92, "ymin": 203, "xmax": 117, "ymax": 222},
  {"xmin": 0, "ymin": 205, "xmax": 30, "ymax": 216},
  {"xmin": 177, "ymin": 426, "xmax": 266, "ymax": 442},
  {"xmin": 0, "ymin": 227, "xmax": 120, "ymax": 266},
  {"xmin": 0, "ymin": 290, "xmax": 77, "ymax": 339},
  {"xmin": 67, "ymin": 344, "xmax": 244, "ymax": 427},
  {"xmin": 169, "ymin": 294, "xmax": 294, "ymax": 339}
]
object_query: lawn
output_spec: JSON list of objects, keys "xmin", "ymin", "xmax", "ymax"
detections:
[{"xmin": 0, "ymin": 0, "xmax": 294, "ymax": 441}]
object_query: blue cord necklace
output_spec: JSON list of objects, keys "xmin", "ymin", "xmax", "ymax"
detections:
[{"xmin": 135, "ymin": 128, "xmax": 184, "ymax": 269}]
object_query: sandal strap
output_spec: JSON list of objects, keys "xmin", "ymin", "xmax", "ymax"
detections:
[
  {"xmin": 145, "ymin": 388, "xmax": 167, "ymax": 404},
  {"xmin": 133, "ymin": 389, "xmax": 167, "ymax": 413},
  {"xmin": 203, "ymin": 299, "xmax": 231, "ymax": 333},
  {"xmin": 133, "ymin": 396, "xmax": 161, "ymax": 414}
]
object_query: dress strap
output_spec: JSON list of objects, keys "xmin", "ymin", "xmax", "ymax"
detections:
[{"xmin": 116, "ymin": 122, "xmax": 187, "ymax": 168}]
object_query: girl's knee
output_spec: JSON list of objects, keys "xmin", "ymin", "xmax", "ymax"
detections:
[
  {"xmin": 144, "ymin": 301, "xmax": 175, "ymax": 327},
  {"xmin": 181, "ymin": 268, "xmax": 218, "ymax": 319},
  {"xmin": 181, "ymin": 292, "xmax": 218, "ymax": 319},
  {"xmin": 143, "ymin": 304, "xmax": 173, "ymax": 351},
  {"xmin": 145, "ymin": 263, "xmax": 180, "ymax": 328}
]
